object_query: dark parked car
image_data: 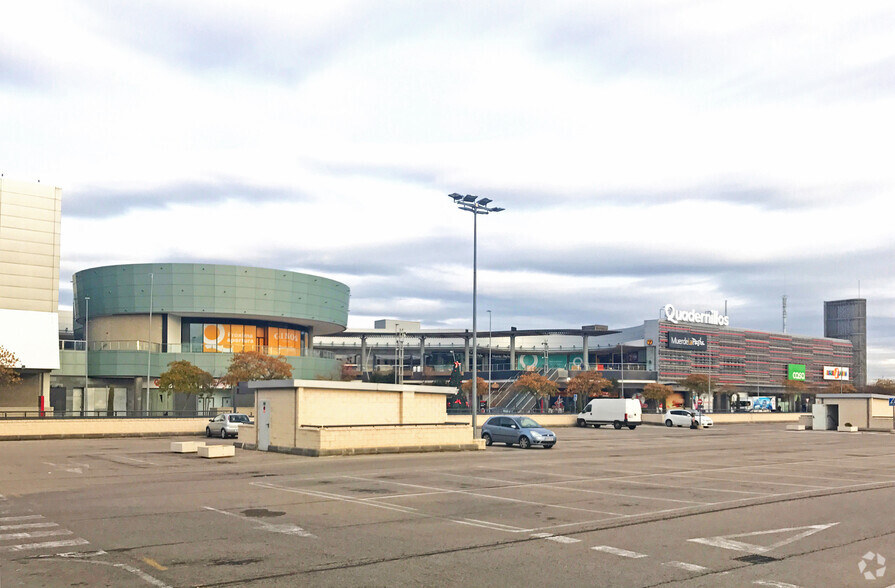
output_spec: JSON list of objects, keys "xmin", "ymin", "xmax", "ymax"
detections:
[{"xmin": 481, "ymin": 416, "xmax": 556, "ymax": 449}]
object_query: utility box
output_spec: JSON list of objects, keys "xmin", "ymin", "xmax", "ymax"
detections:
[{"xmin": 812, "ymin": 404, "xmax": 831, "ymax": 431}]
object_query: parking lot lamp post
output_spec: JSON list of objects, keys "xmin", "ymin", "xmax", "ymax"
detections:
[
  {"xmin": 84, "ymin": 296, "xmax": 89, "ymax": 417},
  {"xmin": 487, "ymin": 310, "xmax": 492, "ymax": 414},
  {"xmin": 449, "ymin": 193, "xmax": 504, "ymax": 434},
  {"xmin": 146, "ymin": 272, "xmax": 153, "ymax": 415}
]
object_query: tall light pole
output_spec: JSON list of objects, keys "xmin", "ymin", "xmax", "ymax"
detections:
[
  {"xmin": 449, "ymin": 193, "xmax": 504, "ymax": 434},
  {"xmin": 146, "ymin": 272, "xmax": 153, "ymax": 415},
  {"xmin": 487, "ymin": 309, "xmax": 492, "ymax": 414},
  {"xmin": 84, "ymin": 296, "xmax": 90, "ymax": 417}
]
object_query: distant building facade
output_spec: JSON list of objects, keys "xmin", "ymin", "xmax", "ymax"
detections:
[
  {"xmin": 0, "ymin": 179, "xmax": 62, "ymax": 412},
  {"xmin": 824, "ymin": 298, "xmax": 867, "ymax": 388}
]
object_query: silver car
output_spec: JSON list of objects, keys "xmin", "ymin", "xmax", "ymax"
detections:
[
  {"xmin": 481, "ymin": 416, "xmax": 556, "ymax": 449},
  {"xmin": 206, "ymin": 413, "xmax": 252, "ymax": 439}
]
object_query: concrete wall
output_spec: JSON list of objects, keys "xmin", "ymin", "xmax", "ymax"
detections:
[
  {"xmin": 0, "ymin": 417, "xmax": 208, "ymax": 440},
  {"xmin": 0, "ymin": 373, "xmax": 42, "ymax": 409}
]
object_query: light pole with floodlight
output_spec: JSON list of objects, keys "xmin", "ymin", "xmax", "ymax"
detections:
[
  {"xmin": 487, "ymin": 309, "xmax": 492, "ymax": 414},
  {"xmin": 84, "ymin": 296, "xmax": 89, "ymax": 417},
  {"xmin": 449, "ymin": 193, "xmax": 504, "ymax": 434}
]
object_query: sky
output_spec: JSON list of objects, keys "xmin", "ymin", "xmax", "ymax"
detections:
[{"xmin": 3, "ymin": 1, "xmax": 895, "ymax": 380}]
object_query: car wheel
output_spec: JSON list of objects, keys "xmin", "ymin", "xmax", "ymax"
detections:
[
  {"xmin": 519, "ymin": 436, "xmax": 531, "ymax": 449},
  {"xmin": 665, "ymin": 419, "xmax": 673, "ymax": 427},
  {"xmin": 543, "ymin": 443, "xmax": 554, "ymax": 449},
  {"xmin": 577, "ymin": 419, "xmax": 586, "ymax": 427},
  {"xmin": 613, "ymin": 421, "xmax": 622, "ymax": 430},
  {"xmin": 628, "ymin": 425, "xmax": 637, "ymax": 430},
  {"xmin": 220, "ymin": 428, "xmax": 227, "ymax": 439},
  {"xmin": 206, "ymin": 427, "xmax": 212, "ymax": 437},
  {"xmin": 483, "ymin": 433, "xmax": 492, "ymax": 446}
]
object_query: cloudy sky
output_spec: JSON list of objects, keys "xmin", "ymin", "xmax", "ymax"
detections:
[{"xmin": 3, "ymin": 1, "xmax": 894, "ymax": 379}]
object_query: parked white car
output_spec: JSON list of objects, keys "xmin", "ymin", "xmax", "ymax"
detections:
[{"xmin": 664, "ymin": 409, "xmax": 713, "ymax": 428}]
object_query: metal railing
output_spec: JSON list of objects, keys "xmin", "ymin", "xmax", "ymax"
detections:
[
  {"xmin": 60, "ymin": 339, "xmax": 330, "ymax": 358},
  {"xmin": 0, "ymin": 410, "xmax": 218, "ymax": 420}
]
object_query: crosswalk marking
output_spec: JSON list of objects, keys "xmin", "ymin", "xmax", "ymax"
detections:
[
  {"xmin": 0, "ymin": 538, "xmax": 90, "ymax": 553},
  {"xmin": 0, "ymin": 529, "xmax": 73, "ymax": 541},
  {"xmin": 0, "ymin": 515, "xmax": 45, "ymax": 523},
  {"xmin": 0, "ymin": 522, "xmax": 58, "ymax": 531}
]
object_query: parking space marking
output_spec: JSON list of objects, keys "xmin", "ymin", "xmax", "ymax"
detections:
[
  {"xmin": 252, "ymin": 482, "xmax": 419, "ymax": 514},
  {"xmin": 664, "ymin": 561, "xmax": 709, "ymax": 573},
  {"xmin": 203, "ymin": 506, "xmax": 316, "ymax": 538},
  {"xmin": 591, "ymin": 545, "xmax": 648, "ymax": 558},
  {"xmin": 58, "ymin": 557, "xmax": 173, "ymax": 588},
  {"xmin": 753, "ymin": 581, "xmax": 803, "ymax": 588},
  {"xmin": 344, "ymin": 475, "xmax": 628, "ymax": 516},
  {"xmin": 616, "ymin": 477, "xmax": 766, "ymax": 496},
  {"xmin": 689, "ymin": 522, "xmax": 839, "ymax": 555},
  {"xmin": 431, "ymin": 471, "xmax": 709, "ymax": 506},
  {"xmin": 530, "ymin": 533, "xmax": 581, "ymax": 544},
  {"xmin": 113, "ymin": 455, "xmax": 159, "ymax": 466}
]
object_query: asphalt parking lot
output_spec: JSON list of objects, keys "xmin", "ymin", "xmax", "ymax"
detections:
[{"xmin": 1, "ymin": 423, "xmax": 895, "ymax": 587}]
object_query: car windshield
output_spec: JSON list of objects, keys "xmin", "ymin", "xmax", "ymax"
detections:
[
  {"xmin": 229, "ymin": 414, "xmax": 251, "ymax": 423},
  {"xmin": 518, "ymin": 417, "xmax": 541, "ymax": 429}
]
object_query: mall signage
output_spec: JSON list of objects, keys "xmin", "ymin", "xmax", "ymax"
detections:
[
  {"xmin": 823, "ymin": 366, "xmax": 850, "ymax": 381},
  {"xmin": 667, "ymin": 331, "xmax": 708, "ymax": 351},
  {"xmin": 663, "ymin": 304, "xmax": 730, "ymax": 326},
  {"xmin": 787, "ymin": 364, "xmax": 807, "ymax": 381}
]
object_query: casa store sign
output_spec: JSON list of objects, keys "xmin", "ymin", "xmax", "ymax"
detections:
[
  {"xmin": 667, "ymin": 331, "xmax": 708, "ymax": 351},
  {"xmin": 788, "ymin": 364, "xmax": 807, "ymax": 381},
  {"xmin": 823, "ymin": 366, "xmax": 850, "ymax": 381}
]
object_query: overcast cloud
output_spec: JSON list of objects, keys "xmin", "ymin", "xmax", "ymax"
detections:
[{"xmin": 3, "ymin": 1, "xmax": 894, "ymax": 379}]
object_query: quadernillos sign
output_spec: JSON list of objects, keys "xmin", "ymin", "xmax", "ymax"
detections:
[
  {"xmin": 663, "ymin": 304, "xmax": 729, "ymax": 327},
  {"xmin": 823, "ymin": 366, "xmax": 850, "ymax": 381},
  {"xmin": 787, "ymin": 364, "xmax": 807, "ymax": 381},
  {"xmin": 667, "ymin": 331, "xmax": 708, "ymax": 351}
]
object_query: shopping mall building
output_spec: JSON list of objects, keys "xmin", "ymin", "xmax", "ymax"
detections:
[
  {"xmin": 0, "ymin": 178, "xmax": 861, "ymax": 416},
  {"xmin": 315, "ymin": 303, "xmax": 858, "ymax": 412}
]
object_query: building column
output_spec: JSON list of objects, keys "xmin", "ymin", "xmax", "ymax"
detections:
[
  {"xmin": 419, "ymin": 336, "xmax": 426, "ymax": 376},
  {"xmin": 582, "ymin": 334, "xmax": 589, "ymax": 370},
  {"xmin": 360, "ymin": 335, "xmax": 368, "ymax": 374},
  {"xmin": 510, "ymin": 327, "xmax": 517, "ymax": 370},
  {"xmin": 464, "ymin": 334, "xmax": 470, "ymax": 373}
]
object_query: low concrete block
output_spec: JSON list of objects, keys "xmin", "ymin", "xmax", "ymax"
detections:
[
  {"xmin": 198, "ymin": 444, "xmax": 236, "ymax": 458},
  {"xmin": 786, "ymin": 425, "xmax": 806, "ymax": 431},
  {"xmin": 170, "ymin": 441, "xmax": 206, "ymax": 453},
  {"xmin": 837, "ymin": 425, "xmax": 859, "ymax": 433}
]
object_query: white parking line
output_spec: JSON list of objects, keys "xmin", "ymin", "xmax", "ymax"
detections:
[
  {"xmin": 753, "ymin": 581, "xmax": 803, "ymax": 587},
  {"xmin": 530, "ymin": 533, "xmax": 581, "ymax": 544},
  {"xmin": 344, "ymin": 475, "xmax": 628, "ymax": 516},
  {"xmin": 591, "ymin": 545, "xmax": 648, "ymax": 558},
  {"xmin": 664, "ymin": 561, "xmax": 709, "ymax": 573},
  {"xmin": 203, "ymin": 506, "xmax": 316, "ymax": 538}
]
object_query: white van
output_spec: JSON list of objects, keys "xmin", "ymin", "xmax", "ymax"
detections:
[{"xmin": 577, "ymin": 398, "xmax": 642, "ymax": 430}]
